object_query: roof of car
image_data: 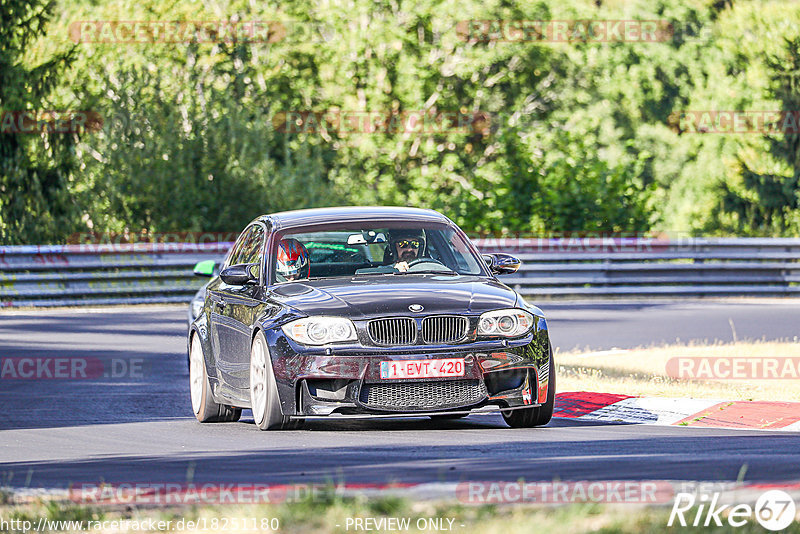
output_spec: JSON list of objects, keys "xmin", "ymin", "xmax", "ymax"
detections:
[{"xmin": 257, "ymin": 206, "xmax": 453, "ymax": 230}]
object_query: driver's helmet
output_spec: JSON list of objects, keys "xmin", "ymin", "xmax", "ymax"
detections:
[
  {"xmin": 277, "ymin": 238, "xmax": 310, "ymax": 280},
  {"xmin": 387, "ymin": 229, "xmax": 426, "ymax": 263}
]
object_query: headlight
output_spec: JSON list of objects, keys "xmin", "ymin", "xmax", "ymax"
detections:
[
  {"xmin": 282, "ymin": 317, "xmax": 357, "ymax": 345},
  {"xmin": 477, "ymin": 309, "xmax": 534, "ymax": 338},
  {"xmin": 191, "ymin": 297, "xmax": 205, "ymax": 320}
]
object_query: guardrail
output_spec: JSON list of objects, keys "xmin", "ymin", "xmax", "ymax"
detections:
[
  {"xmin": 0, "ymin": 243, "xmax": 232, "ymax": 307},
  {"xmin": 475, "ymin": 237, "xmax": 800, "ymax": 298},
  {"xmin": 1, "ymin": 238, "xmax": 799, "ymax": 307}
]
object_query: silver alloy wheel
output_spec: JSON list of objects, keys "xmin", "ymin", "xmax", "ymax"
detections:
[
  {"xmin": 250, "ymin": 335, "xmax": 268, "ymax": 424},
  {"xmin": 189, "ymin": 336, "xmax": 204, "ymax": 414}
]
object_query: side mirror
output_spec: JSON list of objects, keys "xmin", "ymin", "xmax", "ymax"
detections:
[
  {"xmin": 482, "ymin": 253, "xmax": 521, "ymax": 275},
  {"xmin": 220, "ymin": 263, "xmax": 258, "ymax": 285},
  {"xmin": 193, "ymin": 259, "xmax": 216, "ymax": 277}
]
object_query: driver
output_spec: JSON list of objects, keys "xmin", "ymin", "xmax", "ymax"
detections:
[
  {"xmin": 388, "ymin": 229, "xmax": 425, "ymax": 272},
  {"xmin": 276, "ymin": 238, "xmax": 310, "ymax": 281}
]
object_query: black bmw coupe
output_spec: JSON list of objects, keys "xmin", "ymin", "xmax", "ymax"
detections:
[{"xmin": 188, "ymin": 207, "xmax": 554, "ymax": 430}]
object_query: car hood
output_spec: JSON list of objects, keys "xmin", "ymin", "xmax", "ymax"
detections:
[{"xmin": 269, "ymin": 275, "xmax": 520, "ymax": 318}]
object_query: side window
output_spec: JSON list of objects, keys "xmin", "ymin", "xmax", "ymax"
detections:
[
  {"xmin": 239, "ymin": 225, "xmax": 265, "ymax": 265},
  {"xmin": 426, "ymin": 233, "xmax": 444, "ymax": 263},
  {"xmin": 225, "ymin": 227, "xmax": 253, "ymax": 268},
  {"xmin": 447, "ymin": 230, "xmax": 482, "ymax": 273},
  {"xmin": 228, "ymin": 225, "xmax": 265, "ymax": 266}
]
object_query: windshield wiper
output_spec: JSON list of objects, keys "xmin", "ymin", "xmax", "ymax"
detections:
[{"xmin": 393, "ymin": 270, "xmax": 459, "ymax": 276}]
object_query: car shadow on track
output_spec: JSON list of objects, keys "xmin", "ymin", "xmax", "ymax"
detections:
[
  {"xmin": 292, "ymin": 415, "xmax": 634, "ymax": 432},
  {"xmin": 3, "ymin": 430, "xmax": 800, "ymax": 490}
]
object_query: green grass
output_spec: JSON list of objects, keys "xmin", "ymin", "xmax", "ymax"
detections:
[
  {"xmin": 557, "ymin": 340, "xmax": 800, "ymax": 401},
  {"xmin": 2, "ymin": 490, "xmax": 799, "ymax": 533}
]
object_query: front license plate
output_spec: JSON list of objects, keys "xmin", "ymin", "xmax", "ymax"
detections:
[{"xmin": 380, "ymin": 358, "xmax": 465, "ymax": 379}]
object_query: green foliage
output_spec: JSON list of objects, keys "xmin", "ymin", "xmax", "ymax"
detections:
[
  {"xmin": 3, "ymin": 0, "xmax": 800, "ymax": 243},
  {"xmin": 79, "ymin": 60, "xmax": 335, "ymax": 234},
  {"xmin": 714, "ymin": 37, "xmax": 800, "ymax": 234},
  {"xmin": 498, "ymin": 129, "xmax": 655, "ymax": 234},
  {"xmin": 0, "ymin": 0, "xmax": 81, "ymax": 244}
]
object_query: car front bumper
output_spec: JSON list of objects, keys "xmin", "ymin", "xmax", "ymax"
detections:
[{"xmin": 265, "ymin": 329, "xmax": 552, "ymax": 417}]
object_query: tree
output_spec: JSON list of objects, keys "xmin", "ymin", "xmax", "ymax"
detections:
[
  {"xmin": 0, "ymin": 0, "xmax": 80, "ymax": 244},
  {"xmin": 79, "ymin": 33, "xmax": 339, "ymax": 235},
  {"xmin": 715, "ymin": 37, "xmax": 800, "ymax": 235}
]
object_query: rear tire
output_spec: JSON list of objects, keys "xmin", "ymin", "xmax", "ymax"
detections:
[
  {"xmin": 503, "ymin": 343, "xmax": 555, "ymax": 428},
  {"xmin": 250, "ymin": 331, "xmax": 304, "ymax": 430},
  {"xmin": 190, "ymin": 333, "xmax": 242, "ymax": 423}
]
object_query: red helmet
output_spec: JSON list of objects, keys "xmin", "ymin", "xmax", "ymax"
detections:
[{"xmin": 277, "ymin": 238, "xmax": 310, "ymax": 280}]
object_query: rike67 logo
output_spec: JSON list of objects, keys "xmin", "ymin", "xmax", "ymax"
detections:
[{"xmin": 669, "ymin": 490, "xmax": 796, "ymax": 531}]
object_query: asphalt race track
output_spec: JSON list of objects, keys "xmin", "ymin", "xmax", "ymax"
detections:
[{"xmin": 2, "ymin": 299, "xmax": 800, "ymax": 491}]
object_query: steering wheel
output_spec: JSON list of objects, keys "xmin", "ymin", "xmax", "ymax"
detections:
[{"xmin": 404, "ymin": 258, "xmax": 448, "ymax": 272}]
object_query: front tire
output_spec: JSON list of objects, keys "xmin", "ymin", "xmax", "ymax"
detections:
[
  {"xmin": 189, "ymin": 333, "xmax": 241, "ymax": 423},
  {"xmin": 250, "ymin": 331, "xmax": 303, "ymax": 431},
  {"xmin": 503, "ymin": 343, "xmax": 555, "ymax": 428}
]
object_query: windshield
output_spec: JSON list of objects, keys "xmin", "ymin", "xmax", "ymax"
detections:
[{"xmin": 272, "ymin": 224, "xmax": 486, "ymax": 283}]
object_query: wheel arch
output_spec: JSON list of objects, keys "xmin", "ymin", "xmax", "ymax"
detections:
[
  {"xmin": 251, "ymin": 322, "xmax": 299, "ymax": 416},
  {"xmin": 189, "ymin": 320, "xmax": 218, "ymax": 381}
]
